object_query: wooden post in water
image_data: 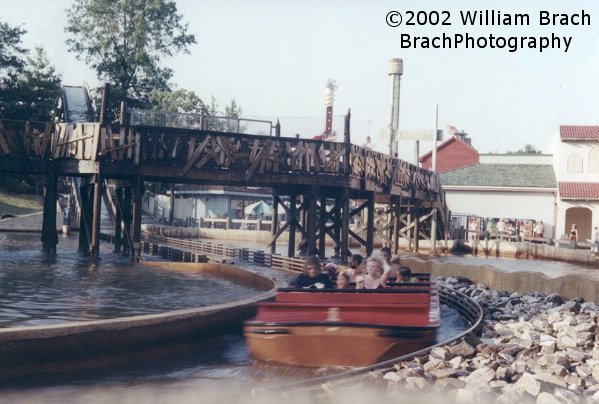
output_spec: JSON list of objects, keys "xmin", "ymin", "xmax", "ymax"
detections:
[
  {"xmin": 79, "ymin": 182, "xmax": 94, "ymax": 256},
  {"xmin": 288, "ymin": 192, "xmax": 296, "ymax": 257},
  {"xmin": 41, "ymin": 171, "xmax": 58, "ymax": 257},
  {"xmin": 318, "ymin": 195, "xmax": 326, "ymax": 258},
  {"xmin": 366, "ymin": 192, "xmax": 375, "ymax": 256},
  {"xmin": 306, "ymin": 187, "xmax": 318, "ymax": 256},
  {"xmin": 430, "ymin": 208, "xmax": 438, "ymax": 254},
  {"xmin": 340, "ymin": 189, "xmax": 350, "ymax": 262},
  {"xmin": 413, "ymin": 203, "xmax": 420, "ymax": 253},
  {"xmin": 114, "ymin": 186, "xmax": 123, "ymax": 253},
  {"xmin": 122, "ymin": 185, "xmax": 132, "ymax": 256},
  {"xmin": 169, "ymin": 183, "xmax": 175, "ymax": 225},
  {"xmin": 90, "ymin": 175, "xmax": 103, "ymax": 259},
  {"xmin": 132, "ymin": 176, "xmax": 143, "ymax": 262},
  {"xmin": 271, "ymin": 189, "xmax": 279, "ymax": 255}
]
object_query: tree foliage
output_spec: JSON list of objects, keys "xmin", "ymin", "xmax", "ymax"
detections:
[
  {"xmin": 65, "ymin": 0, "xmax": 196, "ymax": 117},
  {"xmin": 148, "ymin": 89, "xmax": 206, "ymax": 114},
  {"xmin": 506, "ymin": 144, "xmax": 542, "ymax": 155}
]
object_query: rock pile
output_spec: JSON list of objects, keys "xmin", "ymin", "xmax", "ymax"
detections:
[{"xmin": 376, "ymin": 276, "xmax": 599, "ymax": 403}]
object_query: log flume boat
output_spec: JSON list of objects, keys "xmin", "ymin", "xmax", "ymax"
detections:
[{"xmin": 244, "ymin": 279, "xmax": 440, "ymax": 367}]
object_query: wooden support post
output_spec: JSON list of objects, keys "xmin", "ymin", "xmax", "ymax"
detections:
[
  {"xmin": 333, "ymin": 196, "xmax": 341, "ymax": 258},
  {"xmin": 119, "ymin": 100, "xmax": 127, "ymax": 125},
  {"xmin": 430, "ymin": 208, "xmax": 438, "ymax": 254},
  {"xmin": 114, "ymin": 187, "xmax": 123, "ymax": 253},
  {"xmin": 99, "ymin": 83, "xmax": 110, "ymax": 126},
  {"xmin": 393, "ymin": 202, "xmax": 401, "ymax": 254},
  {"xmin": 169, "ymin": 183, "xmax": 175, "ymax": 225},
  {"xmin": 288, "ymin": 193, "xmax": 296, "ymax": 257},
  {"xmin": 407, "ymin": 211, "xmax": 413, "ymax": 251},
  {"xmin": 123, "ymin": 186, "xmax": 132, "ymax": 256},
  {"xmin": 413, "ymin": 205, "xmax": 420, "ymax": 253},
  {"xmin": 341, "ymin": 189, "xmax": 350, "ymax": 262},
  {"xmin": 132, "ymin": 176, "xmax": 143, "ymax": 262},
  {"xmin": 366, "ymin": 192, "xmax": 375, "ymax": 256},
  {"xmin": 271, "ymin": 189, "xmax": 279, "ymax": 255},
  {"xmin": 306, "ymin": 188, "xmax": 318, "ymax": 256},
  {"xmin": 90, "ymin": 175, "xmax": 103, "ymax": 259},
  {"xmin": 41, "ymin": 172, "xmax": 58, "ymax": 257},
  {"xmin": 318, "ymin": 195, "xmax": 327, "ymax": 258},
  {"xmin": 79, "ymin": 183, "xmax": 94, "ymax": 256}
]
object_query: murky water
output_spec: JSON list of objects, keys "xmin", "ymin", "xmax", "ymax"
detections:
[
  {"xmin": 0, "ymin": 232, "xmax": 466, "ymax": 399},
  {"xmin": 0, "ymin": 233, "xmax": 264, "ymax": 327}
]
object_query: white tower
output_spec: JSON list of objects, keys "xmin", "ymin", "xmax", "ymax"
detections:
[{"xmin": 388, "ymin": 58, "xmax": 403, "ymax": 156}]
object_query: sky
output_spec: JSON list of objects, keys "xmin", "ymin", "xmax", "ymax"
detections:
[{"xmin": 2, "ymin": 0, "xmax": 599, "ymax": 163}]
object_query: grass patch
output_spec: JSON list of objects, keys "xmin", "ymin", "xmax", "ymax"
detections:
[{"xmin": 0, "ymin": 190, "xmax": 43, "ymax": 216}]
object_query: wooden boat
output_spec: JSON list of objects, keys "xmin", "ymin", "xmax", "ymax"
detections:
[{"xmin": 244, "ymin": 280, "xmax": 440, "ymax": 367}]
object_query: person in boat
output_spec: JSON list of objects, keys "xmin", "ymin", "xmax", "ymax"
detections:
[
  {"xmin": 360, "ymin": 256, "xmax": 385, "ymax": 289},
  {"xmin": 381, "ymin": 262, "xmax": 418, "ymax": 286},
  {"xmin": 335, "ymin": 272, "xmax": 351, "ymax": 289},
  {"xmin": 343, "ymin": 253, "xmax": 364, "ymax": 283},
  {"xmin": 292, "ymin": 255, "xmax": 334, "ymax": 289},
  {"xmin": 379, "ymin": 247, "xmax": 392, "ymax": 272}
]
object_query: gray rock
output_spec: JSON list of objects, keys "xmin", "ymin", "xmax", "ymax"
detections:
[
  {"xmin": 463, "ymin": 366, "xmax": 495, "ymax": 388},
  {"xmin": 430, "ymin": 347, "xmax": 451, "ymax": 361},
  {"xmin": 435, "ymin": 377, "xmax": 466, "ymax": 390},
  {"xmin": 535, "ymin": 392, "xmax": 561, "ymax": 404},
  {"xmin": 405, "ymin": 376, "xmax": 428, "ymax": 390},
  {"xmin": 514, "ymin": 373, "xmax": 542, "ymax": 396},
  {"xmin": 449, "ymin": 341, "xmax": 477, "ymax": 358},
  {"xmin": 553, "ymin": 387, "xmax": 580, "ymax": 403},
  {"xmin": 383, "ymin": 371, "xmax": 401, "ymax": 382},
  {"xmin": 428, "ymin": 368, "xmax": 461, "ymax": 379},
  {"xmin": 423, "ymin": 358, "xmax": 448, "ymax": 372},
  {"xmin": 545, "ymin": 293, "xmax": 564, "ymax": 306}
]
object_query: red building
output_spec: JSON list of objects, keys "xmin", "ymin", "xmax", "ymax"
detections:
[{"xmin": 420, "ymin": 133, "xmax": 479, "ymax": 173}]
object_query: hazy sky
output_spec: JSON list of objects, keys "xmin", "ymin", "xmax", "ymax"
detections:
[{"xmin": 2, "ymin": 0, "xmax": 599, "ymax": 162}]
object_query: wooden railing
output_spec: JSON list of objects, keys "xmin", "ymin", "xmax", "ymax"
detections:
[{"xmin": 0, "ymin": 119, "xmax": 53, "ymax": 158}]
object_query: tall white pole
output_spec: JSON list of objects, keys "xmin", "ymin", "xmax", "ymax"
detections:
[
  {"xmin": 388, "ymin": 58, "xmax": 403, "ymax": 156},
  {"xmin": 432, "ymin": 104, "xmax": 439, "ymax": 171}
]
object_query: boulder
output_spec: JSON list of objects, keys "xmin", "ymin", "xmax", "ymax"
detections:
[
  {"xmin": 463, "ymin": 366, "xmax": 495, "ymax": 388},
  {"xmin": 535, "ymin": 392, "xmax": 561, "ymax": 404},
  {"xmin": 430, "ymin": 347, "xmax": 451, "ymax": 361}
]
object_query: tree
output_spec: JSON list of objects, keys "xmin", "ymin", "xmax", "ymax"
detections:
[
  {"xmin": 0, "ymin": 19, "xmax": 27, "ymax": 118},
  {"xmin": 6, "ymin": 47, "xmax": 62, "ymax": 122},
  {"xmin": 507, "ymin": 144, "xmax": 542, "ymax": 155},
  {"xmin": 65, "ymin": 0, "xmax": 196, "ymax": 118},
  {"xmin": 148, "ymin": 89, "xmax": 206, "ymax": 114}
]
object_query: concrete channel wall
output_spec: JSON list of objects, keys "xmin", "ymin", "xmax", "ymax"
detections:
[
  {"xmin": 0, "ymin": 262, "xmax": 277, "ymax": 380},
  {"xmin": 403, "ymin": 256, "xmax": 599, "ymax": 304}
]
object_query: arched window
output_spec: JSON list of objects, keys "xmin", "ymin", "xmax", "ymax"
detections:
[
  {"xmin": 589, "ymin": 148, "xmax": 599, "ymax": 173},
  {"xmin": 567, "ymin": 153, "xmax": 583, "ymax": 173}
]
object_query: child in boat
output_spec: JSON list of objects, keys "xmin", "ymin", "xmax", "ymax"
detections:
[
  {"xmin": 381, "ymin": 262, "xmax": 418, "ymax": 286},
  {"xmin": 292, "ymin": 255, "xmax": 334, "ymax": 289},
  {"xmin": 323, "ymin": 262, "xmax": 339, "ymax": 279},
  {"xmin": 360, "ymin": 256, "xmax": 385, "ymax": 289},
  {"xmin": 336, "ymin": 272, "xmax": 351, "ymax": 289}
]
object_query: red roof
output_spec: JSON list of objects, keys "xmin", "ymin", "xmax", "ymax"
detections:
[
  {"xmin": 559, "ymin": 182, "xmax": 599, "ymax": 200},
  {"xmin": 560, "ymin": 126, "xmax": 599, "ymax": 141}
]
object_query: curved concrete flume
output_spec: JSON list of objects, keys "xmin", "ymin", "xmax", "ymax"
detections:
[{"xmin": 0, "ymin": 262, "xmax": 278, "ymax": 380}]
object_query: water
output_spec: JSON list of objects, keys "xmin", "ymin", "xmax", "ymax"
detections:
[
  {"xmin": 0, "ymin": 233, "xmax": 264, "ymax": 327},
  {"xmin": 0, "ymin": 233, "xmax": 467, "ymax": 399}
]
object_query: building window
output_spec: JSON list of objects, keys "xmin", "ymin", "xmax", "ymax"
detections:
[
  {"xmin": 590, "ymin": 148, "xmax": 599, "ymax": 173},
  {"xmin": 567, "ymin": 153, "xmax": 583, "ymax": 173}
]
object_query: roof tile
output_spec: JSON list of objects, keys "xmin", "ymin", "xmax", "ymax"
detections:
[
  {"xmin": 560, "ymin": 126, "xmax": 599, "ymax": 140},
  {"xmin": 558, "ymin": 182, "xmax": 599, "ymax": 200}
]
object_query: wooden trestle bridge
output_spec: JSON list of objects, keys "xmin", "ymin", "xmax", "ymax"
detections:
[{"xmin": 0, "ymin": 86, "xmax": 449, "ymax": 261}]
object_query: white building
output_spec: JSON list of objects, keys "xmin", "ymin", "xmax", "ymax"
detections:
[
  {"xmin": 439, "ymin": 153, "xmax": 557, "ymax": 238},
  {"xmin": 546, "ymin": 125, "xmax": 599, "ymax": 242}
]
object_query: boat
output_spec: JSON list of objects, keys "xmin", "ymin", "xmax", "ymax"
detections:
[{"xmin": 244, "ymin": 278, "xmax": 440, "ymax": 367}]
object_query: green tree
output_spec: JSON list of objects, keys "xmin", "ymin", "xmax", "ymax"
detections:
[
  {"xmin": 148, "ymin": 89, "xmax": 206, "ymax": 114},
  {"xmin": 507, "ymin": 144, "xmax": 542, "ymax": 155},
  {"xmin": 65, "ymin": 0, "xmax": 196, "ymax": 118},
  {"xmin": 0, "ymin": 19, "xmax": 27, "ymax": 118},
  {"xmin": 7, "ymin": 47, "xmax": 62, "ymax": 122}
]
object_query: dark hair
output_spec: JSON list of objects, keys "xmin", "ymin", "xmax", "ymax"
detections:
[
  {"xmin": 350, "ymin": 254, "xmax": 363, "ymax": 265},
  {"xmin": 399, "ymin": 266, "xmax": 412, "ymax": 278},
  {"xmin": 380, "ymin": 247, "xmax": 391, "ymax": 254},
  {"xmin": 304, "ymin": 255, "xmax": 321, "ymax": 268}
]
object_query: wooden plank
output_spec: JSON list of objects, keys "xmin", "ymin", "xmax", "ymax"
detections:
[
  {"xmin": 179, "ymin": 135, "xmax": 211, "ymax": 176},
  {"xmin": 245, "ymin": 139, "xmax": 271, "ymax": 180},
  {"xmin": 118, "ymin": 127, "xmax": 126, "ymax": 159}
]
